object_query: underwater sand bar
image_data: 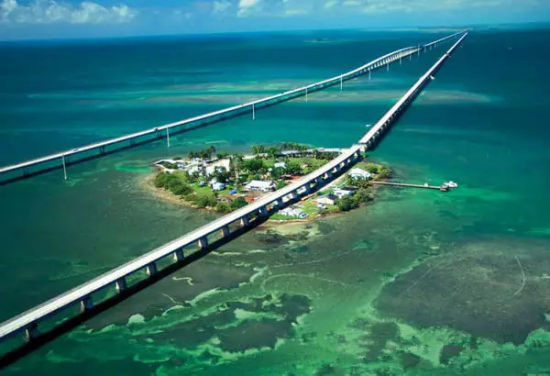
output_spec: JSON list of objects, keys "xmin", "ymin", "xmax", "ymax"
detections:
[
  {"xmin": 0, "ymin": 32, "xmax": 468, "ymax": 352},
  {"xmin": 0, "ymin": 31, "xmax": 464, "ymax": 185}
]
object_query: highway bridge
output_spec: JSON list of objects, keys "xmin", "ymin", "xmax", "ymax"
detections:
[
  {"xmin": 0, "ymin": 31, "xmax": 463, "ymax": 185},
  {"xmin": 0, "ymin": 31, "xmax": 467, "ymax": 366}
]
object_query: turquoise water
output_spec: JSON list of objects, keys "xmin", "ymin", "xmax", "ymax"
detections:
[{"xmin": 1, "ymin": 28, "xmax": 550, "ymax": 374}]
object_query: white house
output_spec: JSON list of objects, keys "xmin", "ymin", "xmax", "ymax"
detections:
[
  {"xmin": 274, "ymin": 161, "xmax": 286, "ymax": 169},
  {"xmin": 348, "ymin": 167, "xmax": 372, "ymax": 180},
  {"xmin": 333, "ymin": 188, "xmax": 354, "ymax": 199},
  {"xmin": 279, "ymin": 207, "xmax": 308, "ymax": 219},
  {"xmin": 211, "ymin": 182, "xmax": 226, "ymax": 191},
  {"xmin": 316, "ymin": 195, "xmax": 336, "ymax": 206},
  {"xmin": 245, "ymin": 180, "xmax": 275, "ymax": 192},
  {"xmin": 205, "ymin": 159, "xmax": 231, "ymax": 176}
]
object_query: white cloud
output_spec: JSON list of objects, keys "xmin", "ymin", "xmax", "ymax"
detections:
[
  {"xmin": 212, "ymin": 0, "xmax": 231, "ymax": 13},
  {"xmin": 285, "ymin": 8, "xmax": 307, "ymax": 15},
  {"xmin": 324, "ymin": 0, "xmax": 338, "ymax": 9},
  {"xmin": 0, "ymin": 0, "xmax": 137, "ymax": 24},
  {"xmin": 237, "ymin": 0, "xmax": 260, "ymax": 17}
]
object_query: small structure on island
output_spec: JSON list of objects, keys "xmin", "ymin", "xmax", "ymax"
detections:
[
  {"xmin": 348, "ymin": 167, "xmax": 371, "ymax": 180},
  {"xmin": 205, "ymin": 159, "xmax": 231, "ymax": 176},
  {"xmin": 279, "ymin": 206, "xmax": 308, "ymax": 219},
  {"xmin": 316, "ymin": 195, "xmax": 336, "ymax": 206},
  {"xmin": 274, "ymin": 161, "xmax": 286, "ymax": 170},
  {"xmin": 333, "ymin": 188, "xmax": 354, "ymax": 199},
  {"xmin": 211, "ymin": 182, "xmax": 226, "ymax": 191},
  {"xmin": 245, "ymin": 180, "xmax": 275, "ymax": 192}
]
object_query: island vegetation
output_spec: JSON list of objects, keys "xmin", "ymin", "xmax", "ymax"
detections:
[{"xmin": 150, "ymin": 143, "xmax": 391, "ymax": 221}]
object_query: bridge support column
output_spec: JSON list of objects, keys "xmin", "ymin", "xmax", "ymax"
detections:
[
  {"xmin": 115, "ymin": 278, "xmax": 127, "ymax": 293},
  {"xmin": 240, "ymin": 216, "xmax": 249, "ymax": 227},
  {"xmin": 166, "ymin": 128, "xmax": 171, "ymax": 148},
  {"xmin": 198, "ymin": 237, "xmax": 208, "ymax": 250},
  {"xmin": 24, "ymin": 323, "xmax": 39, "ymax": 342},
  {"xmin": 62, "ymin": 155, "xmax": 67, "ymax": 181},
  {"xmin": 258, "ymin": 206, "xmax": 269, "ymax": 217},
  {"xmin": 221, "ymin": 226, "xmax": 230, "ymax": 237},
  {"xmin": 252, "ymin": 103, "xmax": 255, "ymax": 120},
  {"xmin": 146, "ymin": 263, "xmax": 157, "ymax": 276},
  {"xmin": 173, "ymin": 249, "xmax": 185, "ymax": 262},
  {"xmin": 80, "ymin": 296, "xmax": 93, "ymax": 313}
]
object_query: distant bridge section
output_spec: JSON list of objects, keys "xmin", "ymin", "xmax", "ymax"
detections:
[
  {"xmin": 360, "ymin": 32, "xmax": 468, "ymax": 147},
  {"xmin": 0, "ymin": 31, "xmax": 464, "ymax": 185},
  {"xmin": 0, "ymin": 33, "xmax": 468, "ymax": 364}
]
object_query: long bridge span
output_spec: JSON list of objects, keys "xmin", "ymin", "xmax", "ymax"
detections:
[
  {"xmin": 0, "ymin": 31, "xmax": 463, "ymax": 185},
  {"xmin": 0, "ymin": 32, "xmax": 467, "ymax": 366}
]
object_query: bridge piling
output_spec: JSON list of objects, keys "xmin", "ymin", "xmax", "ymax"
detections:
[
  {"xmin": 62, "ymin": 155, "xmax": 67, "ymax": 181},
  {"xmin": 146, "ymin": 263, "xmax": 157, "ymax": 276},
  {"xmin": 239, "ymin": 216, "xmax": 249, "ymax": 227},
  {"xmin": 173, "ymin": 249, "xmax": 184, "ymax": 263},
  {"xmin": 198, "ymin": 237, "xmax": 208, "ymax": 250},
  {"xmin": 115, "ymin": 278, "xmax": 127, "ymax": 293},
  {"xmin": 79, "ymin": 297, "xmax": 93, "ymax": 313},
  {"xmin": 24, "ymin": 324, "xmax": 38, "ymax": 342}
]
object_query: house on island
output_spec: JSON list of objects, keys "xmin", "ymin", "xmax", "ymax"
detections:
[
  {"xmin": 211, "ymin": 182, "xmax": 226, "ymax": 191},
  {"xmin": 348, "ymin": 168, "xmax": 371, "ymax": 180},
  {"xmin": 245, "ymin": 180, "xmax": 275, "ymax": 192},
  {"xmin": 279, "ymin": 206, "xmax": 308, "ymax": 219},
  {"xmin": 274, "ymin": 161, "xmax": 286, "ymax": 169},
  {"xmin": 333, "ymin": 188, "xmax": 354, "ymax": 199},
  {"xmin": 205, "ymin": 159, "xmax": 231, "ymax": 176},
  {"xmin": 316, "ymin": 195, "xmax": 336, "ymax": 206}
]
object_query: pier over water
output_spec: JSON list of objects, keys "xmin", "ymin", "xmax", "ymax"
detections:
[{"xmin": 0, "ymin": 31, "xmax": 467, "ymax": 367}]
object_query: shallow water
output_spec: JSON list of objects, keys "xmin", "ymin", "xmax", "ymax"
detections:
[{"xmin": 1, "ymin": 28, "xmax": 550, "ymax": 375}]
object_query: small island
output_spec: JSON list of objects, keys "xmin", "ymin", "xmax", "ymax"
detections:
[{"xmin": 149, "ymin": 143, "xmax": 391, "ymax": 221}]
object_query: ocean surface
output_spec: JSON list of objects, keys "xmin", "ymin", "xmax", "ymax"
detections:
[{"xmin": 1, "ymin": 27, "xmax": 550, "ymax": 375}]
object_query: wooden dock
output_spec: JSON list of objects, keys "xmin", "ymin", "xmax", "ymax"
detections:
[{"xmin": 371, "ymin": 181, "xmax": 450, "ymax": 191}]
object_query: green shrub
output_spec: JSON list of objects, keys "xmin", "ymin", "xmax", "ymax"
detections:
[
  {"xmin": 336, "ymin": 196, "xmax": 357, "ymax": 212},
  {"xmin": 230, "ymin": 197, "xmax": 248, "ymax": 210},
  {"xmin": 154, "ymin": 172, "xmax": 169, "ymax": 188},
  {"xmin": 194, "ymin": 192, "xmax": 217, "ymax": 208},
  {"xmin": 216, "ymin": 202, "xmax": 231, "ymax": 213}
]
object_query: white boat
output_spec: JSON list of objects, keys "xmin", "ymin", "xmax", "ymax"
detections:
[{"xmin": 445, "ymin": 181, "xmax": 458, "ymax": 188}]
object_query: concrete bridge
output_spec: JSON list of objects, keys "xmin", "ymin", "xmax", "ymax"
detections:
[
  {"xmin": 0, "ymin": 32, "xmax": 467, "ymax": 366},
  {"xmin": 0, "ymin": 31, "xmax": 464, "ymax": 185}
]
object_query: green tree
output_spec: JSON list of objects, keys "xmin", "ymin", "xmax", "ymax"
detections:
[
  {"xmin": 244, "ymin": 158, "xmax": 264, "ymax": 173},
  {"xmin": 275, "ymin": 180, "xmax": 287, "ymax": 190},
  {"xmin": 336, "ymin": 196, "xmax": 357, "ymax": 212},
  {"xmin": 286, "ymin": 160, "xmax": 302, "ymax": 175},
  {"xmin": 378, "ymin": 166, "xmax": 392, "ymax": 179}
]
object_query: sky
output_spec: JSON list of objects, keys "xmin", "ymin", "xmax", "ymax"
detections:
[{"xmin": 0, "ymin": 0, "xmax": 549, "ymax": 40}]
